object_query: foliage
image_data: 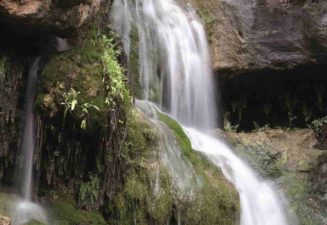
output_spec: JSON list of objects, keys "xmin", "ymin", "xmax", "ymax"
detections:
[
  {"xmin": 37, "ymin": 26, "xmax": 132, "ymax": 211},
  {"xmin": 39, "ymin": 28, "xmax": 130, "ymax": 131},
  {"xmin": 310, "ymin": 116, "xmax": 327, "ymax": 135},
  {"xmin": 79, "ymin": 174, "xmax": 100, "ymax": 206},
  {"xmin": 61, "ymin": 88, "xmax": 100, "ymax": 129},
  {"xmin": 224, "ymin": 119, "xmax": 240, "ymax": 132}
]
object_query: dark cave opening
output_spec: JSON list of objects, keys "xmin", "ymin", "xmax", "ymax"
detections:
[{"xmin": 218, "ymin": 64, "xmax": 327, "ymax": 131}]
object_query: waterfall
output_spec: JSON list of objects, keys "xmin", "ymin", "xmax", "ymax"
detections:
[
  {"xmin": 21, "ymin": 58, "xmax": 39, "ymax": 201},
  {"xmin": 112, "ymin": 0, "xmax": 297, "ymax": 225},
  {"xmin": 11, "ymin": 58, "xmax": 47, "ymax": 225}
]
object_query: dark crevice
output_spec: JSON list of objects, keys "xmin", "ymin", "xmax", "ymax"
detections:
[{"xmin": 217, "ymin": 64, "xmax": 327, "ymax": 131}]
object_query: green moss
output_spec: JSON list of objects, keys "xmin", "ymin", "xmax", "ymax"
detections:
[
  {"xmin": 26, "ymin": 220, "xmax": 46, "ymax": 225},
  {"xmin": 279, "ymin": 173, "xmax": 322, "ymax": 225},
  {"xmin": 107, "ymin": 112, "xmax": 174, "ymax": 225},
  {"xmin": 128, "ymin": 28, "xmax": 143, "ymax": 98},
  {"xmin": 157, "ymin": 112, "xmax": 240, "ymax": 224},
  {"xmin": 234, "ymin": 142, "xmax": 283, "ymax": 178},
  {"xmin": 49, "ymin": 198, "xmax": 106, "ymax": 225},
  {"xmin": 0, "ymin": 192, "xmax": 12, "ymax": 216},
  {"xmin": 158, "ymin": 113, "xmax": 192, "ymax": 157},
  {"xmin": 36, "ymin": 26, "xmax": 133, "ymax": 212},
  {"xmin": 38, "ymin": 28, "xmax": 130, "ymax": 130},
  {"xmin": 79, "ymin": 174, "xmax": 100, "ymax": 207}
]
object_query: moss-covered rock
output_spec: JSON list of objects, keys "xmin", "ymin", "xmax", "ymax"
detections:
[
  {"xmin": 35, "ymin": 25, "xmax": 132, "ymax": 210},
  {"xmin": 48, "ymin": 197, "xmax": 106, "ymax": 225},
  {"xmin": 157, "ymin": 113, "xmax": 240, "ymax": 225}
]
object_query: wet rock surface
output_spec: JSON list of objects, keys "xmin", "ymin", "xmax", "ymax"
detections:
[
  {"xmin": 225, "ymin": 128, "xmax": 327, "ymax": 225},
  {"xmin": 0, "ymin": 55, "xmax": 24, "ymax": 184}
]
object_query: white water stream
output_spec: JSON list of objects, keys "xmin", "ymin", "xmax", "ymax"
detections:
[
  {"xmin": 11, "ymin": 58, "xmax": 47, "ymax": 225},
  {"xmin": 112, "ymin": 0, "xmax": 297, "ymax": 224}
]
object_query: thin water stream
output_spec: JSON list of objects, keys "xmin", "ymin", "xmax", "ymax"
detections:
[
  {"xmin": 11, "ymin": 58, "xmax": 47, "ymax": 225},
  {"xmin": 112, "ymin": 0, "xmax": 297, "ymax": 224}
]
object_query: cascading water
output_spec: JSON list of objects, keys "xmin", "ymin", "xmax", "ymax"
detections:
[
  {"xmin": 135, "ymin": 100, "xmax": 198, "ymax": 198},
  {"xmin": 112, "ymin": 0, "xmax": 216, "ymax": 129},
  {"xmin": 11, "ymin": 58, "xmax": 47, "ymax": 225},
  {"xmin": 112, "ymin": 0, "xmax": 297, "ymax": 224}
]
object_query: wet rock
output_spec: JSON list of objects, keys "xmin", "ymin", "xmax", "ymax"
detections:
[
  {"xmin": 0, "ymin": 55, "xmax": 24, "ymax": 183},
  {"xmin": 0, "ymin": 0, "xmax": 102, "ymax": 36},
  {"xmin": 225, "ymin": 128, "xmax": 326, "ymax": 224},
  {"xmin": 225, "ymin": 128, "xmax": 322, "ymax": 173},
  {"xmin": 183, "ymin": 0, "xmax": 327, "ymax": 74},
  {"xmin": 0, "ymin": 215, "xmax": 10, "ymax": 225}
]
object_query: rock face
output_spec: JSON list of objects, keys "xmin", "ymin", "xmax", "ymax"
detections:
[
  {"xmin": 0, "ymin": 215, "xmax": 10, "ymax": 225},
  {"xmin": 0, "ymin": 0, "xmax": 102, "ymax": 36},
  {"xmin": 225, "ymin": 128, "xmax": 327, "ymax": 225},
  {"xmin": 0, "ymin": 55, "xmax": 24, "ymax": 183},
  {"xmin": 185, "ymin": 0, "xmax": 327, "ymax": 74}
]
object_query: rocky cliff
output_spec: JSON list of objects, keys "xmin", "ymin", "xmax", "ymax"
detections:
[
  {"xmin": 185, "ymin": 0, "xmax": 327, "ymax": 74},
  {"xmin": 0, "ymin": 0, "xmax": 104, "ymax": 36}
]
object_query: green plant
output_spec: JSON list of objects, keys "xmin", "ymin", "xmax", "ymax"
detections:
[
  {"xmin": 287, "ymin": 112, "xmax": 297, "ymax": 128},
  {"xmin": 79, "ymin": 174, "xmax": 100, "ymax": 205},
  {"xmin": 310, "ymin": 116, "xmax": 327, "ymax": 134},
  {"xmin": 225, "ymin": 120, "xmax": 239, "ymax": 132},
  {"xmin": 61, "ymin": 88, "xmax": 100, "ymax": 129}
]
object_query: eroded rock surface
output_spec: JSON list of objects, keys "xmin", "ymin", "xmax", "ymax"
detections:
[
  {"xmin": 184, "ymin": 0, "xmax": 327, "ymax": 74},
  {"xmin": 0, "ymin": 215, "xmax": 10, "ymax": 225},
  {"xmin": 0, "ymin": 0, "xmax": 102, "ymax": 36},
  {"xmin": 225, "ymin": 128, "xmax": 327, "ymax": 225}
]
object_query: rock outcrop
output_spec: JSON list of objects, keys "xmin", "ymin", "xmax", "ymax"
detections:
[
  {"xmin": 225, "ymin": 128, "xmax": 327, "ymax": 225},
  {"xmin": 0, "ymin": 55, "xmax": 24, "ymax": 183},
  {"xmin": 0, "ymin": 215, "xmax": 10, "ymax": 225},
  {"xmin": 0, "ymin": 0, "xmax": 102, "ymax": 36},
  {"xmin": 185, "ymin": 0, "xmax": 327, "ymax": 74}
]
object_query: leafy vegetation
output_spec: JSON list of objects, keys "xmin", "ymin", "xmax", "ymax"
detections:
[
  {"xmin": 36, "ymin": 26, "xmax": 133, "ymax": 213},
  {"xmin": 79, "ymin": 174, "xmax": 100, "ymax": 206},
  {"xmin": 310, "ymin": 116, "xmax": 327, "ymax": 134},
  {"xmin": 39, "ymin": 28, "xmax": 130, "ymax": 130}
]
